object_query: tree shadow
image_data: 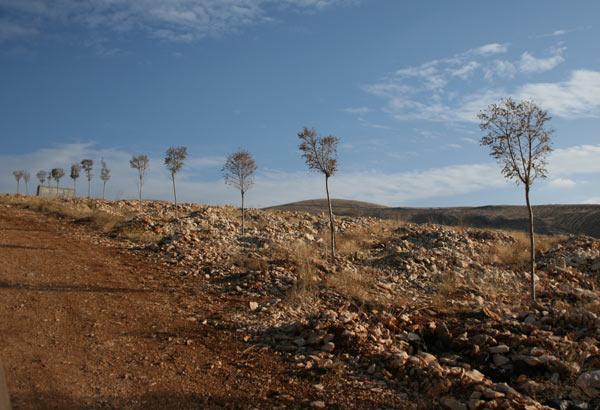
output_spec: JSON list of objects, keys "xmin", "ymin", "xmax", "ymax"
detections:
[
  {"xmin": 0, "ymin": 243, "xmax": 55, "ymax": 250},
  {"xmin": 0, "ymin": 228, "xmax": 52, "ymax": 233},
  {"xmin": 0, "ymin": 281, "xmax": 155, "ymax": 295},
  {"xmin": 9, "ymin": 391, "xmax": 292, "ymax": 410}
]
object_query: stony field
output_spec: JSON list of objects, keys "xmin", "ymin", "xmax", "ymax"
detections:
[{"xmin": 1, "ymin": 194, "xmax": 599, "ymax": 409}]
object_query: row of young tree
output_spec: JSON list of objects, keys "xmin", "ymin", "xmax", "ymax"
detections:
[
  {"xmin": 10, "ymin": 98, "xmax": 552, "ymax": 303},
  {"xmin": 16, "ymin": 159, "xmax": 113, "ymax": 199}
]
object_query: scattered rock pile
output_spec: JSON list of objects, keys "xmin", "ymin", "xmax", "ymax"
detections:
[{"xmin": 8, "ymin": 196, "xmax": 600, "ymax": 408}]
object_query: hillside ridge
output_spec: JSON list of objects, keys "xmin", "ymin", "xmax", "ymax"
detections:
[{"xmin": 269, "ymin": 199, "xmax": 600, "ymax": 238}]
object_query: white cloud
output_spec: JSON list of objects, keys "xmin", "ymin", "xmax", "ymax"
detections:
[
  {"xmin": 550, "ymin": 144, "xmax": 600, "ymax": 176},
  {"xmin": 547, "ymin": 177, "xmax": 576, "ymax": 188},
  {"xmin": 583, "ymin": 197, "xmax": 600, "ymax": 205},
  {"xmin": 369, "ymin": 66, "xmax": 600, "ymax": 123},
  {"xmin": 519, "ymin": 47, "xmax": 565, "ymax": 73},
  {"xmin": 518, "ymin": 70, "xmax": 600, "ymax": 118},
  {"xmin": 483, "ymin": 60, "xmax": 517, "ymax": 80},
  {"xmin": 0, "ymin": 0, "xmax": 356, "ymax": 43},
  {"xmin": 451, "ymin": 61, "xmax": 480, "ymax": 79},
  {"xmin": 363, "ymin": 41, "xmax": 590, "ymax": 123},
  {"xmin": 341, "ymin": 107, "xmax": 373, "ymax": 115},
  {"xmin": 472, "ymin": 43, "xmax": 509, "ymax": 55}
]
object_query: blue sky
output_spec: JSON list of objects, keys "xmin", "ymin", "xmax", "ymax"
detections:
[{"xmin": 1, "ymin": 0, "xmax": 600, "ymax": 206}]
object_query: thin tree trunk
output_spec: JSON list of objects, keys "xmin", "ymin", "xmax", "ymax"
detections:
[
  {"xmin": 139, "ymin": 175, "xmax": 143, "ymax": 202},
  {"xmin": 73, "ymin": 179, "xmax": 77, "ymax": 197},
  {"xmin": 525, "ymin": 184, "xmax": 536, "ymax": 303},
  {"xmin": 325, "ymin": 175, "xmax": 336, "ymax": 259},
  {"xmin": 25, "ymin": 181, "xmax": 28, "ymax": 195},
  {"xmin": 56, "ymin": 180, "xmax": 59, "ymax": 195},
  {"xmin": 172, "ymin": 173, "xmax": 177, "ymax": 206},
  {"xmin": 87, "ymin": 179, "xmax": 91, "ymax": 198},
  {"xmin": 102, "ymin": 181, "xmax": 106, "ymax": 200},
  {"xmin": 16, "ymin": 181, "xmax": 19, "ymax": 195},
  {"xmin": 241, "ymin": 191, "xmax": 245, "ymax": 236}
]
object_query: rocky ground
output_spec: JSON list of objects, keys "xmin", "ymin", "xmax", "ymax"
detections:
[{"xmin": 1, "ymin": 195, "xmax": 599, "ymax": 409}]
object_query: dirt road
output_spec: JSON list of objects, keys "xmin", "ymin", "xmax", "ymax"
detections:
[{"xmin": 0, "ymin": 206, "xmax": 314, "ymax": 409}]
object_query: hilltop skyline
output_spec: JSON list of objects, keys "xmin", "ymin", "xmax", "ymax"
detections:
[{"xmin": 1, "ymin": 1, "xmax": 600, "ymax": 207}]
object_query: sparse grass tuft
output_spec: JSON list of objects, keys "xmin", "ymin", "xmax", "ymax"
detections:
[
  {"xmin": 118, "ymin": 226, "xmax": 164, "ymax": 244},
  {"xmin": 326, "ymin": 267, "xmax": 381, "ymax": 306},
  {"xmin": 485, "ymin": 231, "xmax": 566, "ymax": 269},
  {"xmin": 287, "ymin": 241, "xmax": 321, "ymax": 305},
  {"xmin": 231, "ymin": 252, "xmax": 269, "ymax": 272}
]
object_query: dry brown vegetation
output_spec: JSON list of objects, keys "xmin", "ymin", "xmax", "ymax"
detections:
[
  {"xmin": 485, "ymin": 230, "xmax": 566, "ymax": 269},
  {"xmin": 285, "ymin": 241, "xmax": 321, "ymax": 305},
  {"xmin": 326, "ymin": 267, "xmax": 383, "ymax": 307}
]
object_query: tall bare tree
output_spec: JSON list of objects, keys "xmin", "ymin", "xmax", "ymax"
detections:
[
  {"xmin": 12, "ymin": 170, "xmax": 24, "ymax": 194},
  {"xmin": 100, "ymin": 159, "xmax": 111, "ymax": 200},
  {"xmin": 80, "ymin": 159, "xmax": 94, "ymax": 198},
  {"xmin": 130, "ymin": 154, "xmax": 149, "ymax": 202},
  {"xmin": 164, "ymin": 146, "xmax": 188, "ymax": 206},
  {"xmin": 479, "ymin": 98, "xmax": 553, "ymax": 303},
  {"xmin": 223, "ymin": 150, "xmax": 257, "ymax": 235},
  {"xmin": 297, "ymin": 127, "xmax": 339, "ymax": 259},
  {"xmin": 23, "ymin": 171, "xmax": 31, "ymax": 195},
  {"xmin": 51, "ymin": 168, "xmax": 65, "ymax": 194},
  {"xmin": 36, "ymin": 170, "xmax": 48, "ymax": 189},
  {"xmin": 70, "ymin": 163, "xmax": 81, "ymax": 196}
]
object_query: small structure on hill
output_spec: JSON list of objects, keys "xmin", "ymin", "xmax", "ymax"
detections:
[{"xmin": 37, "ymin": 185, "xmax": 75, "ymax": 198}]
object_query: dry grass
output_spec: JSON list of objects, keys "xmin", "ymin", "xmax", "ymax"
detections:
[
  {"xmin": 326, "ymin": 267, "xmax": 382, "ymax": 306},
  {"xmin": 485, "ymin": 230, "xmax": 566, "ymax": 269},
  {"xmin": 336, "ymin": 230, "xmax": 369, "ymax": 258},
  {"xmin": 436, "ymin": 270, "xmax": 460, "ymax": 296},
  {"xmin": 230, "ymin": 252, "xmax": 270, "ymax": 272},
  {"xmin": 286, "ymin": 241, "xmax": 321, "ymax": 305},
  {"xmin": 585, "ymin": 301, "xmax": 600, "ymax": 315},
  {"xmin": 118, "ymin": 227, "xmax": 165, "ymax": 244}
]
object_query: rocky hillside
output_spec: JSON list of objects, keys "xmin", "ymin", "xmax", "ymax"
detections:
[
  {"xmin": 3, "ymin": 194, "xmax": 600, "ymax": 409},
  {"xmin": 270, "ymin": 199, "xmax": 600, "ymax": 239}
]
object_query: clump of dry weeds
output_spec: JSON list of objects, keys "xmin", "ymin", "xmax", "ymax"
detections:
[
  {"xmin": 286, "ymin": 241, "xmax": 322, "ymax": 305},
  {"xmin": 485, "ymin": 230, "xmax": 565, "ymax": 269},
  {"xmin": 326, "ymin": 267, "xmax": 383, "ymax": 307}
]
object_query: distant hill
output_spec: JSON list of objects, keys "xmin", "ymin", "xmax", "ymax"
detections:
[{"xmin": 268, "ymin": 199, "xmax": 600, "ymax": 238}]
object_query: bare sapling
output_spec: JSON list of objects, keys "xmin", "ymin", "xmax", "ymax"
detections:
[
  {"xmin": 297, "ymin": 127, "xmax": 339, "ymax": 259},
  {"xmin": 479, "ymin": 98, "xmax": 553, "ymax": 303},
  {"xmin": 223, "ymin": 150, "xmax": 257, "ymax": 235}
]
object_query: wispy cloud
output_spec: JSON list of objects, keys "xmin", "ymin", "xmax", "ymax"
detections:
[
  {"xmin": 0, "ymin": 0, "xmax": 357, "ymax": 44},
  {"xmin": 547, "ymin": 177, "xmax": 576, "ymax": 188},
  {"xmin": 535, "ymin": 27, "xmax": 590, "ymax": 39},
  {"xmin": 341, "ymin": 107, "xmax": 373, "ymax": 115},
  {"xmin": 519, "ymin": 70, "xmax": 600, "ymax": 118},
  {"xmin": 0, "ymin": 18, "xmax": 38, "ymax": 43},
  {"xmin": 550, "ymin": 144, "xmax": 600, "ymax": 176},
  {"xmin": 363, "ymin": 40, "xmax": 600, "ymax": 123},
  {"xmin": 472, "ymin": 43, "xmax": 508, "ymax": 55},
  {"xmin": 518, "ymin": 46, "xmax": 565, "ymax": 73}
]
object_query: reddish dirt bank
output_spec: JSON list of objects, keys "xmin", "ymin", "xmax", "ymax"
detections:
[{"xmin": 0, "ymin": 206, "xmax": 319, "ymax": 409}]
